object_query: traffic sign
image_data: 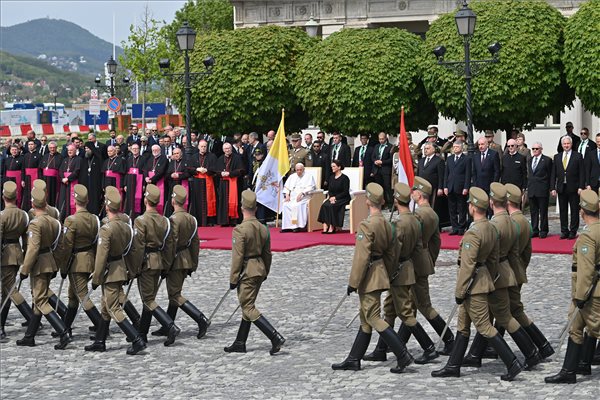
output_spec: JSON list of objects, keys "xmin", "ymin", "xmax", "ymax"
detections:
[
  {"xmin": 107, "ymin": 96, "xmax": 122, "ymax": 112},
  {"xmin": 90, "ymin": 89, "xmax": 99, "ymax": 100},
  {"xmin": 89, "ymin": 99, "xmax": 102, "ymax": 116}
]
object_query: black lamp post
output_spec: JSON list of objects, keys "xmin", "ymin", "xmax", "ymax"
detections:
[
  {"xmin": 433, "ymin": 0, "xmax": 501, "ymax": 155},
  {"xmin": 159, "ymin": 21, "xmax": 215, "ymax": 158},
  {"xmin": 94, "ymin": 56, "xmax": 130, "ymax": 98}
]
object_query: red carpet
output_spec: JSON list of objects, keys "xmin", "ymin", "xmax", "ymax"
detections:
[{"xmin": 199, "ymin": 227, "xmax": 573, "ymax": 254}]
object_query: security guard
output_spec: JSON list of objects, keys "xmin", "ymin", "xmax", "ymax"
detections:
[
  {"xmin": 129, "ymin": 184, "xmax": 180, "ymax": 346},
  {"xmin": 410, "ymin": 176, "xmax": 455, "ymax": 354},
  {"xmin": 363, "ymin": 182, "xmax": 438, "ymax": 364},
  {"xmin": 225, "ymin": 189, "xmax": 285, "ymax": 355},
  {"xmin": 288, "ymin": 133, "xmax": 312, "ymax": 176},
  {"xmin": 16, "ymin": 187, "xmax": 70, "ymax": 350},
  {"xmin": 546, "ymin": 189, "xmax": 600, "ymax": 383},
  {"xmin": 462, "ymin": 183, "xmax": 541, "ymax": 369},
  {"xmin": 53, "ymin": 184, "xmax": 102, "ymax": 337},
  {"xmin": 151, "ymin": 185, "xmax": 209, "ymax": 339},
  {"xmin": 1, "ymin": 181, "xmax": 34, "ymax": 338},
  {"xmin": 505, "ymin": 183, "xmax": 554, "ymax": 359},
  {"xmin": 85, "ymin": 189, "xmax": 146, "ymax": 355},
  {"xmin": 332, "ymin": 183, "xmax": 413, "ymax": 373},
  {"xmin": 432, "ymin": 187, "xmax": 523, "ymax": 381}
]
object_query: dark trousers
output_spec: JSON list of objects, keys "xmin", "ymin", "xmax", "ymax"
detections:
[
  {"xmin": 372, "ymin": 172, "xmax": 392, "ymax": 207},
  {"xmin": 558, "ymin": 189, "xmax": 579, "ymax": 235},
  {"xmin": 448, "ymin": 192, "xmax": 468, "ymax": 233},
  {"xmin": 528, "ymin": 195, "xmax": 549, "ymax": 235}
]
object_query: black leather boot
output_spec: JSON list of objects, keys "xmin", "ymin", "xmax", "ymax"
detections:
[
  {"xmin": 254, "ymin": 315, "xmax": 285, "ymax": 355},
  {"xmin": 152, "ymin": 303, "xmax": 178, "ymax": 337},
  {"xmin": 123, "ymin": 300, "xmax": 141, "ymax": 328},
  {"xmin": 0, "ymin": 302, "xmax": 10, "ymax": 339},
  {"xmin": 509, "ymin": 327, "xmax": 541, "ymax": 369},
  {"xmin": 48, "ymin": 295, "xmax": 67, "ymax": 319},
  {"xmin": 153, "ymin": 306, "xmax": 180, "ymax": 347},
  {"xmin": 180, "ymin": 301, "xmax": 210, "ymax": 339},
  {"xmin": 16, "ymin": 313, "xmax": 42, "ymax": 346},
  {"xmin": 523, "ymin": 322, "xmax": 555, "ymax": 360},
  {"xmin": 332, "ymin": 328, "xmax": 371, "ymax": 371},
  {"xmin": 379, "ymin": 327, "xmax": 414, "ymax": 373},
  {"xmin": 482, "ymin": 324, "xmax": 503, "ymax": 359},
  {"xmin": 53, "ymin": 307, "xmax": 76, "ymax": 339},
  {"xmin": 118, "ymin": 319, "xmax": 147, "ymax": 355},
  {"xmin": 545, "ymin": 338, "xmax": 581, "ymax": 384},
  {"xmin": 593, "ymin": 341, "xmax": 600, "ymax": 365},
  {"xmin": 576, "ymin": 334, "xmax": 596, "ymax": 375},
  {"xmin": 137, "ymin": 309, "xmax": 153, "ymax": 344},
  {"xmin": 84, "ymin": 319, "xmax": 108, "ymax": 352},
  {"xmin": 428, "ymin": 315, "xmax": 455, "ymax": 356},
  {"xmin": 85, "ymin": 306, "xmax": 104, "ymax": 339},
  {"xmin": 362, "ymin": 335, "xmax": 387, "ymax": 361},
  {"xmin": 462, "ymin": 332, "xmax": 486, "ymax": 367},
  {"xmin": 488, "ymin": 334, "xmax": 523, "ymax": 381},
  {"xmin": 15, "ymin": 301, "xmax": 33, "ymax": 324},
  {"xmin": 224, "ymin": 319, "xmax": 251, "ymax": 353},
  {"xmin": 432, "ymin": 333, "xmax": 469, "ymax": 377},
  {"xmin": 46, "ymin": 311, "xmax": 70, "ymax": 350},
  {"xmin": 397, "ymin": 322, "xmax": 412, "ymax": 344},
  {"xmin": 411, "ymin": 322, "xmax": 439, "ymax": 364}
]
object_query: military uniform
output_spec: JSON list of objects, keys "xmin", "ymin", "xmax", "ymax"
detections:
[
  {"xmin": 432, "ymin": 187, "xmax": 523, "ymax": 381},
  {"xmin": 288, "ymin": 133, "xmax": 313, "ymax": 176},
  {"xmin": 225, "ymin": 189, "xmax": 285, "ymax": 355},
  {"xmin": 546, "ymin": 189, "xmax": 600, "ymax": 383},
  {"xmin": 1, "ymin": 181, "xmax": 34, "ymax": 338},
  {"xmin": 332, "ymin": 183, "xmax": 413, "ymax": 373}
]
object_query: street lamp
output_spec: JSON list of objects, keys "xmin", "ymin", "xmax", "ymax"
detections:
[
  {"xmin": 51, "ymin": 91, "xmax": 57, "ymax": 123},
  {"xmin": 305, "ymin": 14, "xmax": 319, "ymax": 38},
  {"xmin": 433, "ymin": 0, "xmax": 501, "ymax": 155},
  {"xmin": 159, "ymin": 21, "xmax": 215, "ymax": 158},
  {"xmin": 94, "ymin": 56, "xmax": 130, "ymax": 97}
]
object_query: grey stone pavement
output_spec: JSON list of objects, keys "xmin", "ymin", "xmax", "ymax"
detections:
[{"xmin": 1, "ymin": 209, "xmax": 598, "ymax": 399}]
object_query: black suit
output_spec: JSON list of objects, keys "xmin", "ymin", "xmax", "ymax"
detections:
[
  {"xmin": 105, "ymin": 138, "xmax": 118, "ymax": 147},
  {"xmin": 528, "ymin": 154, "xmax": 552, "ymax": 236},
  {"xmin": 472, "ymin": 149, "xmax": 501, "ymax": 192},
  {"xmin": 126, "ymin": 134, "xmax": 141, "ymax": 147},
  {"xmin": 501, "ymin": 152, "xmax": 527, "ymax": 189},
  {"xmin": 584, "ymin": 147, "xmax": 600, "ymax": 192},
  {"xmin": 577, "ymin": 139, "xmax": 595, "ymax": 158},
  {"xmin": 352, "ymin": 144, "xmax": 374, "ymax": 188},
  {"xmin": 551, "ymin": 151, "xmax": 585, "ymax": 235},
  {"xmin": 556, "ymin": 132, "xmax": 581, "ymax": 154},
  {"xmin": 444, "ymin": 153, "xmax": 471, "ymax": 233},
  {"xmin": 328, "ymin": 142, "xmax": 351, "ymax": 167},
  {"xmin": 417, "ymin": 154, "xmax": 445, "ymax": 211},
  {"xmin": 39, "ymin": 144, "xmax": 48, "ymax": 157},
  {"xmin": 147, "ymin": 135, "xmax": 160, "ymax": 147},
  {"xmin": 370, "ymin": 143, "xmax": 393, "ymax": 203}
]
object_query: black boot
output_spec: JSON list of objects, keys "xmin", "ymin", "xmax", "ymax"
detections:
[
  {"xmin": 53, "ymin": 307, "xmax": 76, "ymax": 339},
  {"xmin": 45, "ymin": 311, "xmax": 70, "ymax": 350},
  {"xmin": 397, "ymin": 322, "xmax": 412, "ymax": 344},
  {"xmin": 545, "ymin": 338, "xmax": 581, "ymax": 384},
  {"xmin": 576, "ymin": 334, "xmax": 596, "ymax": 375},
  {"xmin": 84, "ymin": 319, "xmax": 108, "ymax": 352},
  {"xmin": 123, "ymin": 300, "xmax": 141, "ymax": 328},
  {"xmin": 523, "ymin": 322, "xmax": 555, "ymax": 360},
  {"xmin": 48, "ymin": 295, "xmax": 67, "ymax": 319},
  {"xmin": 153, "ymin": 306, "xmax": 180, "ymax": 347},
  {"xmin": 253, "ymin": 315, "xmax": 285, "ymax": 355},
  {"xmin": 432, "ymin": 333, "xmax": 469, "ymax": 377},
  {"xmin": 15, "ymin": 302, "xmax": 34, "ymax": 326},
  {"xmin": 152, "ymin": 303, "xmax": 178, "ymax": 337},
  {"xmin": 509, "ymin": 327, "xmax": 541, "ymax": 369},
  {"xmin": 180, "ymin": 301, "xmax": 210, "ymax": 339},
  {"xmin": 137, "ymin": 309, "xmax": 153, "ymax": 343},
  {"xmin": 428, "ymin": 315, "xmax": 455, "ymax": 356},
  {"xmin": 594, "ymin": 342, "xmax": 600, "ymax": 366},
  {"xmin": 224, "ymin": 319, "xmax": 251, "ymax": 353},
  {"xmin": 332, "ymin": 328, "xmax": 371, "ymax": 371},
  {"xmin": 379, "ymin": 327, "xmax": 414, "ymax": 373},
  {"xmin": 488, "ymin": 334, "xmax": 523, "ymax": 381},
  {"xmin": 0, "ymin": 302, "xmax": 10, "ymax": 339},
  {"xmin": 482, "ymin": 325, "xmax": 503, "ymax": 359},
  {"xmin": 462, "ymin": 332, "xmax": 486, "ymax": 367},
  {"xmin": 84, "ymin": 306, "xmax": 103, "ymax": 339},
  {"xmin": 117, "ymin": 319, "xmax": 147, "ymax": 355},
  {"xmin": 410, "ymin": 323, "xmax": 439, "ymax": 364},
  {"xmin": 16, "ymin": 313, "xmax": 42, "ymax": 346},
  {"xmin": 362, "ymin": 335, "xmax": 387, "ymax": 361}
]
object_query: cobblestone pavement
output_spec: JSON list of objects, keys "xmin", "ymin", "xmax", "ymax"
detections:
[{"xmin": 1, "ymin": 241, "xmax": 597, "ymax": 399}]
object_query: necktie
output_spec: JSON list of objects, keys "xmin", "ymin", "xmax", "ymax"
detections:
[
  {"xmin": 579, "ymin": 140, "xmax": 585, "ymax": 153},
  {"xmin": 424, "ymin": 157, "xmax": 430, "ymax": 167},
  {"xmin": 334, "ymin": 144, "xmax": 339, "ymax": 160},
  {"xmin": 563, "ymin": 152, "xmax": 568, "ymax": 169},
  {"xmin": 532, "ymin": 157, "xmax": 538, "ymax": 172},
  {"xmin": 360, "ymin": 146, "xmax": 366, "ymax": 160},
  {"xmin": 379, "ymin": 145, "xmax": 385, "ymax": 159},
  {"xmin": 455, "ymin": 155, "xmax": 458, "ymax": 163},
  {"xmin": 481, "ymin": 152, "xmax": 485, "ymax": 163}
]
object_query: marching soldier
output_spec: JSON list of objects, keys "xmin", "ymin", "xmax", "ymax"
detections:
[
  {"xmin": 363, "ymin": 182, "xmax": 438, "ymax": 364},
  {"xmin": 1, "ymin": 181, "xmax": 34, "ymax": 338},
  {"xmin": 224, "ymin": 189, "xmax": 285, "ymax": 355},
  {"xmin": 546, "ymin": 189, "xmax": 600, "ymax": 383},
  {"xmin": 85, "ymin": 189, "xmax": 146, "ymax": 355},
  {"xmin": 151, "ymin": 185, "xmax": 209, "ymax": 339},
  {"xmin": 505, "ymin": 184, "xmax": 555, "ymax": 359},
  {"xmin": 332, "ymin": 183, "xmax": 413, "ymax": 373},
  {"xmin": 28, "ymin": 179, "xmax": 60, "ymax": 220},
  {"xmin": 53, "ymin": 184, "xmax": 102, "ymax": 337},
  {"xmin": 16, "ymin": 187, "xmax": 70, "ymax": 350},
  {"xmin": 432, "ymin": 187, "xmax": 523, "ymax": 381},
  {"xmin": 410, "ymin": 177, "xmax": 455, "ymax": 354}
]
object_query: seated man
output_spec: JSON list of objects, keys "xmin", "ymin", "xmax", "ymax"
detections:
[{"xmin": 281, "ymin": 163, "xmax": 316, "ymax": 232}]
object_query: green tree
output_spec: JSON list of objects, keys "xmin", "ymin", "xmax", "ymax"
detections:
[
  {"xmin": 170, "ymin": 26, "xmax": 316, "ymax": 135},
  {"xmin": 564, "ymin": 0, "xmax": 600, "ymax": 117},
  {"xmin": 421, "ymin": 0, "xmax": 573, "ymax": 133},
  {"xmin": 293, "ymin": 28, "xmax": 436, "ymax": 135}
]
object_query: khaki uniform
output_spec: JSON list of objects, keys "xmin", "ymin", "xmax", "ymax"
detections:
[
  {"xmin": 28, "ymin": 205, "xmax": 59, "ymax": 221},
  {"xmin": 1, "ymin": 204, "xmax": 29, "ymax": 307},
  {"xmin": 230, "ymin": 217, "xmax": 272, "ymax": 321},
  {"xmin": 507, "ymin": 210, "xmax": 533, "ymax": 327},
  {"xmin": 348, "ymin": 213, "xmax": 393, "ymax": 334},
  {"xmin": 288, "ymin": 147, "xmax": 313, "ymax": 175}
]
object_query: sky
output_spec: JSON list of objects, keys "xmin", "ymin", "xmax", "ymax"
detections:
[{"xmin": 1, "ymin": 0, "xmax": 188, "ymax": 45}]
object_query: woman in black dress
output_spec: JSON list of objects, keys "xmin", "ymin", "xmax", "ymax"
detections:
[{"xmin": 318, "ymin": 159, "xmax": 350, "ymax": 233}]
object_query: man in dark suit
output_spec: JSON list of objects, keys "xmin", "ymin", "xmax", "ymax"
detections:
[
  {"xmin": 501, "ymin": 139, "xmax": 527, "ymax": 190},
  {"xmin": 556, "ymin": 121, "xmax": 580, "ymax": 153},
  {"xmin": 38, "ymin": 136, "xmax": 49, "ymax": 157},
  {"xmin": 576, "ymin": 127, "xmax": 595, "ymax": 159},
  {"xmin": 417, "ymin": 142, "xmax": 445, "ymax": 207},
  {"xmin": 148, "ymin": 129, "xmax": 161, "ymax": 147},
  {"xmin": 370, "ymin": 132, "xmax": 394, "ymax": 205},
  {"xmin": 551, "ymin": 135, "xmax": 585, "ymax": 239},
  {"xmin": 328, "ymin": 131, "xmax": 351, "ymax": 167},
  {"xmin": 584, "ymin": 132, "xmax": 600, "ymax": 192},
  {"xmin": 126, "ymin": 125, "xmax": 141, "ymax": 146},
  {"xmin": 528, "ymin": 142, "xmax": 553, "ymax": 238},
  {"xmin": 472, "ymin": 137, "xmax": 500, "ymax": 217},
  {"xmin": 105, "ymin": 129, "xmax": 118, "ymax": 147},
  {"xmin": 443, "ymin": 140, "xmax": 471, "ymax": 235},
  {"xmin": 352, "ymin": 133, "xmax": 374, "ymax": 188},
  {"xmin": 245, "ymin": 132, "xmax": 266, "ymax": 183},
  {"xmin": 316, "ymin": 131, "xmax": 329, "ymax": 154}
]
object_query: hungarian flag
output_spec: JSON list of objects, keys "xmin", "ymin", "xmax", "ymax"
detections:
[{"xmin": 396, "ymin": 106, "xmax": 415, "ymax": 187}]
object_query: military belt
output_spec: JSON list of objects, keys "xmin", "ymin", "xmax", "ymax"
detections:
[
  {"xmin": 145, "ymin": 247, "xmax": 160, "ymax": 253},
  {"xmin": 2, "ymin": 239, "xmax": 19, "ymax": 245},
  {"xmin": 107, "ymin": 254, "xmax": 122, "ymax": 263},
  {"xmin": 244, "ymin": 255, "xmax": 261, "ymax": 261},
  {"xmin": 572, "ymin": 265, "xmax": 577, "ymax": 272},
  {"xmin": 39, "ymin": 247, "xmax": 51, "ymax": 254},
  {"xmin": 176, "ymin": 245, "xmax": 188, "ymax": 253},
  {"xmin": 458, "ymin": 261, "xmax": 485, "ymax": 267},
  {"xmin": 371, "ymin": 255, "xmax": 383, "ymax": 262},
  {"xmin": 73, "ymin": 245, "xmax": 94, "ymax": 253},
  {"xmin": 398, "ymin": 256, "xmax": 409, "ymax": 263},
  {"xmin": 499, "ymin": 256, "xmax": 508, "ymax": 263}
]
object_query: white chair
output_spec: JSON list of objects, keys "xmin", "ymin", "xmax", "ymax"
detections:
[
  {"xmin": 304, "ymin": 167, "xmax": 326, "ymax": 232},
  {"xmin": 342, "ymin": 167, "xmax": 367, "ymax": 234}
]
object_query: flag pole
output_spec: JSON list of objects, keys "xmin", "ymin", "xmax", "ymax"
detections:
[{"xmin": 275, "ymin": 184, "xmax": 281, "ymax": 228}]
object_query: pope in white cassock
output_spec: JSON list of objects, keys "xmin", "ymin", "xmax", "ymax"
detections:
[{"xmin": 281, "ymin": 163, "xmax": 316, "ymax": 232}]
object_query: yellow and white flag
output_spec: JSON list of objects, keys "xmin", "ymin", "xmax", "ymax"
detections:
[{"xmin": 255, "ymin": 109, "xmax": 290, "ymax": 212}]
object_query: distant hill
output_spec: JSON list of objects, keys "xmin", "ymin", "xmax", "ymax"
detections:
[{"xmin": 0, "ymin": 18, "xmax": 123, "ymax": 76}]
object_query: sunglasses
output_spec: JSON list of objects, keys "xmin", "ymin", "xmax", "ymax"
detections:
[
  {"xmin": 508, "ymin": 144, "xmax": 516, "ymax": 147},
  {"xmin": 531, "ymin": 147, "xmax": 541, "ymax": 150}
]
